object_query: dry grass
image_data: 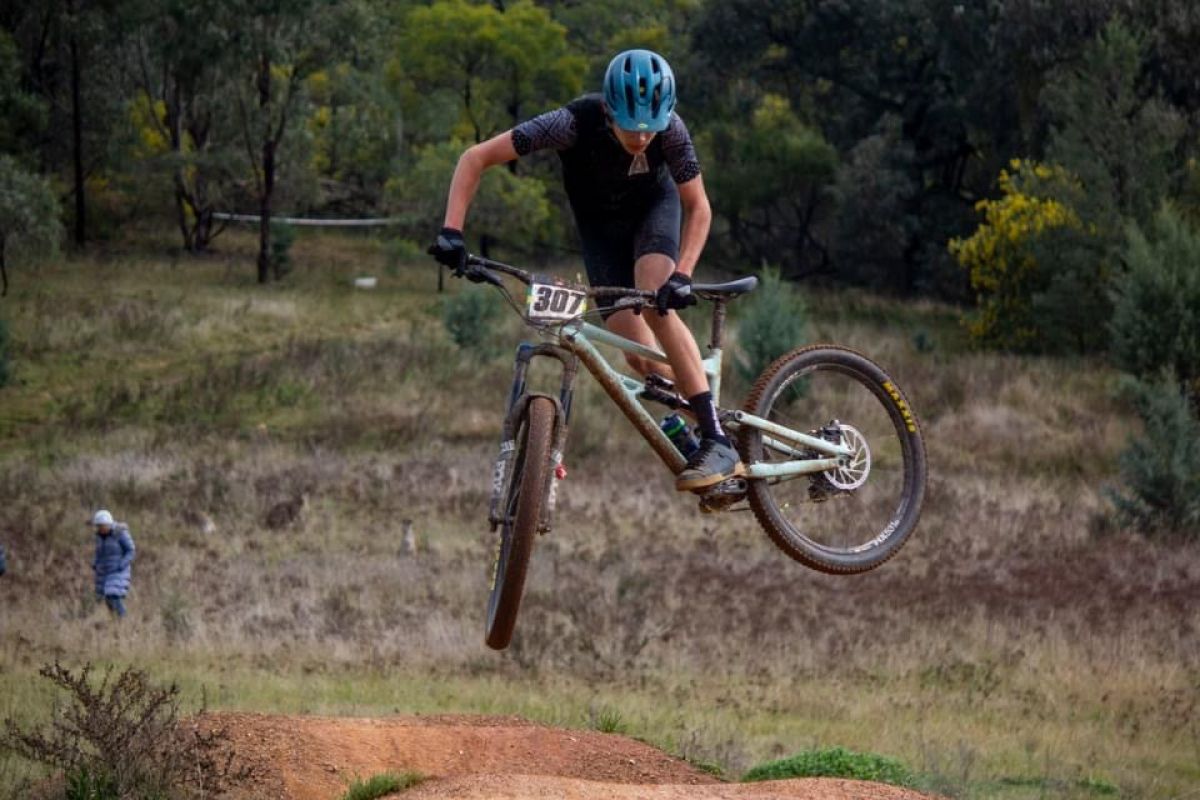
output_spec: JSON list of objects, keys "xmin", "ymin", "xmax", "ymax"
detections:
[{"xmin": 0, "ymin": 230, "xmax": 1197, "ymax": 798}]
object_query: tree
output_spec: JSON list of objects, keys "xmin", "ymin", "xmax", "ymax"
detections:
[
  {"xmin": 228, "ymin": 0, "xmax": 361, "ymax": 282},
  {"xmin": 0, "ymin": 155, "xmax": 63, "ymax": 297},
  {"xmin": 1110, "ymin": 206, "xmax": 1200, "ymax": 402},
  {"xmin": 388, "ymin": 138, "xmax": 556, "ymax": 257},
  {"xmin": 949, "ymin": 160, "xmax": 1100, "ymax": 352},
  {"xmin": 6, "ymin": 0, "xmax": 125, "ymax": 247},
  {"xmin": 691, "ymin": 0, "xmax": 1010, "ymax": 296},
  {"xmin": 699, "ymin": 94, "xmax": 837, "ymax": 275},
  {"xmin": 392, "ymin": 0, "xmax": 583, "ymax": 145},
  {"xmin": 114, "ymin": 0, "xmax": 239, "ymax": 252},
  {"xmin": 0, "ymin": 30, "xmax": 47, "ymax": 161},
  {"xmin": 1042, "ymin": 20, "xmax": 1184, "ymax": 230}
]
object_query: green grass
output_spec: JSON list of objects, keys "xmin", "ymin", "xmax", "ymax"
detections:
[
  {"xmin": 340, "ymin": 772, "xmax": 424, "ymax": 800},
  {"xmin": 0, "ymin": 230, "xmax": 1194, "ymax": 800}
]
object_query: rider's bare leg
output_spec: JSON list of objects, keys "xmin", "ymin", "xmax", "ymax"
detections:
[
  {"xmin": 603, "ymin": 308, "xmax": 677, "ymax": 383},
  {"xmin": 632, "ymin": 253, "xmax": 707, "ymax": 398}
]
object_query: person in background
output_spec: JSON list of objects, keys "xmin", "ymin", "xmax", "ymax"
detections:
[
  {"xmin": 91, "ymin": 509, "xmax": 135, "ymax": 618},
  {"xmin": 0, "ymin": 541, "xmax": 6, "ymax": 577}
]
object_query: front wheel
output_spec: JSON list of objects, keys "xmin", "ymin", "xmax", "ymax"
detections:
[
  {"xmin": 485, "ymin": 395, "xmax": 556, "ymax": 650},
  {"xmin": 740, "ymin": 345, "xmax": 927, "ymax": 574}
]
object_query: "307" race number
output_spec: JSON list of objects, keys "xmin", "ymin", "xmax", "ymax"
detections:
[{"xmin": 527, "ymin": 282, "xmax": 587, "ymax": 322}]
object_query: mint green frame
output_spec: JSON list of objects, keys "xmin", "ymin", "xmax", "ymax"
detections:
[{"xmin": 555, "ymin": 320, "xmax": 854, "ymax": 480}]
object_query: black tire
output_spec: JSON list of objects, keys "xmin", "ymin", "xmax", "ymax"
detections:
[
  {"xmin": 740, "ymin": 345, "xmax": 926, "ymax": 574},
  {"xmin": 485, "ymin": 396, "xmax": 556, "ymax": 650}
]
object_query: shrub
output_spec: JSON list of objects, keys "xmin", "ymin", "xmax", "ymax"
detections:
[
  {"xmin": 1110, "ymin": 377, "xmax": 1200, "ymax": 537},
  {"xmin": 734, "ymin": 266, "xmax": 808, "ymax": 385},
  {"xmin": 442, "ymin": 286, "xmax": 503, "ymax": 361},
  {"xmin": 0, "ymin": 662, "xmax": 250, "ymax": 800},
  {"xmin": 1110, "ymin": 206, "xmax": 1200, "ymax": 402},
  {"xmin": 340, "ymin": 772, "xmax": 423, "ymax": 800},
  {"xmin": 950, "ymin": 160, "xmax": 1110, "ymax": 353},
  {"xmin": 271, "ymin": 221, "xmax": 297, "ymax": 279},
  {"xmin": 742, "ymin": 746, "xmax": 917, "ymax": 787}
]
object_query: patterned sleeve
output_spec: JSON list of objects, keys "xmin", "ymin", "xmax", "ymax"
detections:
[
  {"xmin": 661, "ymin": 113, "xmax": 702, "ymax": 184},
  {"xmin": 511, "ymin": 107, "xmax": 578, "ymax": 156}
]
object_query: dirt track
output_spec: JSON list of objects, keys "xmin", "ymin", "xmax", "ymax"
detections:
[{"xmin": 209, "ymin": 713, "xmax": 935, "ymax": 800}]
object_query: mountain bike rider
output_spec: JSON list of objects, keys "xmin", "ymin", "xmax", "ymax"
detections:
[{"xmin": 430, "ymin": 49, "xmax": 744, "ymax": 491}]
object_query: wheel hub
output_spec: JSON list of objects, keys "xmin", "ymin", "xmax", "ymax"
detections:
[{"xmin": 823, "ymin": 423, "xmax": 871, "ymax": 490}]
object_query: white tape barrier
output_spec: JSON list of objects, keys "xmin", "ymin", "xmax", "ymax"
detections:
[{"xmin": 213, "ymin": 212, "xmax": 400, "ymax": 227}]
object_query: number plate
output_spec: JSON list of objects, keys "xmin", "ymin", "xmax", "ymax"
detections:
[{"xmin": 526, "ymin": 282, "xmax": 587, "ymax": 322}]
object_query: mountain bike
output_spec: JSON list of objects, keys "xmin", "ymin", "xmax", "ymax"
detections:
[{"xmin": 460, "ymin": 255, "xmax": 927, "ymax": 650}]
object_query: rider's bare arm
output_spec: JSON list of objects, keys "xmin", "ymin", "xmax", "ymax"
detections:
[
  {"xmin": 676, "ymin": 175, "xmax": 712, "ymax": 278},
  {"xmin": 442, "ymin": 133, "xmax": 519, "ymax": 230}
]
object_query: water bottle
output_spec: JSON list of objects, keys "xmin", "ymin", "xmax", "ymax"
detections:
[{"xmin": 660, "ymin": 413, "xmax": 699, "ymax": 458}]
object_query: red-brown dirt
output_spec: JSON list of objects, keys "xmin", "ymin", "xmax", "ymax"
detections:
[{"xmin": 207, "ymin": 713, "xmax": 936, "ymax": 800}]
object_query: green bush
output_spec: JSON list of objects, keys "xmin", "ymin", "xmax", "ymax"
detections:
[
  {"xmin": 741, "ymin": 746, "xmax": 916, "ymax": 787},
  {"xmin": 340, "ymin": 772, "xmax": 423, "ymax": 800},
  {"xmin": 734, "ymin": 266, "xmax": 807, "ymax": 384},
  {"xmin": 442, "ymin": 286, "xmax": 503, "ymax": 361},
  {"xmin": 271, "ymin": 221, "xmax": 297, "ymax": 278},
  {"xmin": 1111, "ymin": 377, "xmax": 1200, "ymax": 537},
  {"xmin": 1110, "ymin": 207, "xmax": 1200, "ymax": 401}
]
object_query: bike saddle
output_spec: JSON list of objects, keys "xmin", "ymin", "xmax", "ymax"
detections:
[{"xmin": 693, "ymin": 276, "xmax": 759, "ymax": 298}]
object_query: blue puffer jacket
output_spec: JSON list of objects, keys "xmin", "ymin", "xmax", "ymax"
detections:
[{"xmin": 93, "ymin": 525, "xmax": 135, "ymax": 597}]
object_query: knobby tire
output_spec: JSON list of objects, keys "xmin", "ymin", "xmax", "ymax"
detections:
[{"xmin": 485, "ymin": 396, "xmax": 556, "ymax": 650}]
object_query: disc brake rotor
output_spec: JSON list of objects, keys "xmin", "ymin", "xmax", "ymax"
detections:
[{"xmin": 824, "ymin": 423, "xmax": 871, "ymax": 490}]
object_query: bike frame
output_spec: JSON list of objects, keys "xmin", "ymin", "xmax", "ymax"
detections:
[{"xmin": 549, "ymin": 319, "xmax": 854, "ymax": 481}]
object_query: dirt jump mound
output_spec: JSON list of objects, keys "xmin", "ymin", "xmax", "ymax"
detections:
[{"xmin": 211, "ymin": 713, "xmax": 936, "ymax": 800}]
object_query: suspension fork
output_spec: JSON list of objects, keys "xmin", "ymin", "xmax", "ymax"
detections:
[{"xmin": 487, "ymin": 342, "xmax": 579, "ymax": 532}]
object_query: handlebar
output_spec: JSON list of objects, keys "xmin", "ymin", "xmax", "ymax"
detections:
[{"xmin": 465, "ymin": 254, "xmax": 654, "ymax": 302}]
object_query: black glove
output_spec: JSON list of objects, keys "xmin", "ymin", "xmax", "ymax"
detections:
[
  {"xmin": 655, "ymin": 271, "xmax": 696, "ymax": 316},
  {"xmin": 428, "ymin": 227, "xmax": 467, "ymax": 274}
]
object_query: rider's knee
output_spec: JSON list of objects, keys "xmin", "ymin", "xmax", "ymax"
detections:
[{"xmin": 624, "ymin": 352, "xmax": 651, "ymax": 375}]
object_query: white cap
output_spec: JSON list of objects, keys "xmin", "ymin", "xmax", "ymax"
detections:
[{"xmin": 92, "ymin": 509, "xmax": 114, "ymax": 526}]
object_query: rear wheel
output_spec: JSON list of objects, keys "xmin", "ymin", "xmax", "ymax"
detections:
[
  {"xmin": 740, "ymin": 345, "xmax": 926, "ymax": 574},
  {"xmin": 485, "ymin": 396, "xmax": 556, "ymax": 650}
]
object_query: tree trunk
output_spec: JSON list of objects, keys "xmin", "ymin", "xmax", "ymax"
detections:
[
  {"xmin": 262, "ymin": 139, "xmax": 277, "ymax": 280},
  {"xmin": 68, "ymin": 0, "xmax": 85, "ymax": 247},
  {"xmin": 256, "ymin": 51, "xmax": 273, "ymax": 283}
]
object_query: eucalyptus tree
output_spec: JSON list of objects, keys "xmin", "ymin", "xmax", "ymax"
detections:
[
  {"xmin": 392, "ymin": 0, "xmax": 583, "ymax": 146},
  {"xmin": 225, "ymin": 0, "xmax": 364, "ymax": 282},
  {"xmin": 112, "ymin": 0, "xmax": 240, "ymax": 252}
]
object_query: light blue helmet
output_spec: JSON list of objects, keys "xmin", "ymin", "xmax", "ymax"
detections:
[{"xmin": 603, "ymin": 49, "xmax": 676, "ymax": 133}]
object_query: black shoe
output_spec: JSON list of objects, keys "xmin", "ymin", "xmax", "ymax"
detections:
[{"xmin": 675, "ymin": 439, "xmax": 745, "ymax": 492}]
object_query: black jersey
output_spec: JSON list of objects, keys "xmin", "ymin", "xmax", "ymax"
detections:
[{"xmin": 511, "ymin": 93, "xmax": 701, "ymax": 218}]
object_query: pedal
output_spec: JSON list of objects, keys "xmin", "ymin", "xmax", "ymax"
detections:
[{"xmin": 697, "ymin": 477, "xmax": 748, "ymax": 513}]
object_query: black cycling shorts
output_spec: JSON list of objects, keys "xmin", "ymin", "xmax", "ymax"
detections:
[{"xmin": 575, "ymin": 180, "xmax": 681, "ymax": 319}]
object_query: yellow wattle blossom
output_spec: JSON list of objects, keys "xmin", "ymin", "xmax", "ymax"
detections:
[{"xmin": 949, "ymin": 160, "xmax": 1084, "ymax": 347}]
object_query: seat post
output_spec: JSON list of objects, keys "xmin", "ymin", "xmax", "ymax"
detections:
[{"xmin": 710, "ymin": 300, "xmax": 727, "ymax": 351}]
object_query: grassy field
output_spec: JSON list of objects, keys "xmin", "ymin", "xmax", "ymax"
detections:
[{"xmin": 0, "ymin": 229, "xmax": 1197, "ymax": 799}]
